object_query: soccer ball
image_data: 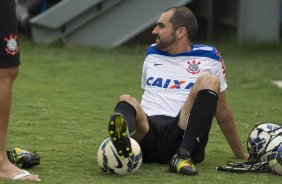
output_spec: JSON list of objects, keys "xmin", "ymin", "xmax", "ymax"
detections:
[
  {"xmin": 97, "ymin": 137, "xmax": 142, "ymax": 175},
  {"xmin": 247, "ymin": 122, "xmax": 282, "ymax": 160},
  {"xmin": 265, "ymin": 136, "xmax": 282, "ymax": 175}
]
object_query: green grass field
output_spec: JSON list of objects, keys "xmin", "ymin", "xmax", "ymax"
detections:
[{"xmin": 6, "ymin": 37, "xmax": 282, "ymax": 184}]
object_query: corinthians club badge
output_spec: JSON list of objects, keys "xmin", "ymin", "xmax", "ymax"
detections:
[
  {"xmin": 186, "ymin": 60, "xmax": 201, "ymax": 75},
  {"xmin": 4, "ymin": 34, "xmax": 19, "ymax": 55}
]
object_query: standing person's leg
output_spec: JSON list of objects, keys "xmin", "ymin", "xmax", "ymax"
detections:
[
  {"xmin": 0, "ymin": 68, "xmax": 18, "ymax": 153},
  {"xmin": 0, "ymin": 68, "xmax": 40, "ymax": 181},
  {"xmin": 0, "ymin": 0, "xmax": 40, "ymax": 181}
]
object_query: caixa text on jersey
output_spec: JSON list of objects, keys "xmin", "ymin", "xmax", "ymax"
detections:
[{"xmin": 146, "ymin": 77, "xmax": 194, "ymax": 89}]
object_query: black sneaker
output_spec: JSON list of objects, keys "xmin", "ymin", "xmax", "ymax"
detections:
[
  {"xmin": 168, "ymin": 147, "xmax": 198, "ymax": 175},
  {"xmin": 7, "ymin": 147, "xmax": 40, "ymax": 169},
  {"xmin": 108, "ymin": 113, "xmax": 132, "ymax": 158}
]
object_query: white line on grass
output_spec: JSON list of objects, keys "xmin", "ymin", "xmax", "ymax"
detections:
[{"xmin": 272, "ymin": 80, "xmax": 282, "ymax": 88}]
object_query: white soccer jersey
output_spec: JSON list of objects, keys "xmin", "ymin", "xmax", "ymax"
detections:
[{"xmin": 140, "ymin": 44, "xmax": 227, "ymax": 117}]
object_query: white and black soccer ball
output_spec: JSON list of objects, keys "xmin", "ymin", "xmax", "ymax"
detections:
[
  {"xmin": 265, "ymin": 135, "xmax": 282, "ymax": 175},
  {"xmin": 247, "ymin": 122, "xmax": 282, "ymax": 160},
  {"xmin": 97, "ymin": 137, "xmax": 142, "ymax": 175}
]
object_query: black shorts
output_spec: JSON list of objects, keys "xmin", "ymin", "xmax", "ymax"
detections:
[
  {"xmin": 139, "ymin": 114, "xmax": 208, "ymax": 164},
  {"xmin": 0, "ymin": 0, "xmax": 20, "ymax": 68}
]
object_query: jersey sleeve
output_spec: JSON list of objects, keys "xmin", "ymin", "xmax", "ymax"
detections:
[
  {"xmin": 141, "ymin": 45, "xmax": 156, "ymax": 89},
  {"xmin": 141, "ymin": 47, "xmax": 151, "ymax": 89},
  {"xmin": 211, "ymin": 49, "xmax": 227, "ymax": 92},
  {"xmin": 141, "ymin": 61, "xmax": 146, "ymax": 90}
]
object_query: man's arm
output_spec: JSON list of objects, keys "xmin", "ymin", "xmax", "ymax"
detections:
[{"xmin": 215, "ymin": 91, "xmax": 249, "ymax": 159}]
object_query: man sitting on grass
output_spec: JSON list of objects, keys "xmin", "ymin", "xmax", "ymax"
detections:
[{"xmin": 107, "ymin": 6, "xmax": 248, "ymax": 175}]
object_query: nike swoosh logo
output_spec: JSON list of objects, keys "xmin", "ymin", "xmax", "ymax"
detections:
[
  {"xmin": 111, "ymin": 146, "xmax": 123, "ymax": 168},
  {"xmin": 154, "ymin": 63, "xmax": 163, "ymax": 66}
]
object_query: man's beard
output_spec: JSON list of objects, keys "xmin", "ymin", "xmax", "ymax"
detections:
[{"xmin": 155, "ymin": 33, "xmax": 176, "ymax": 51}]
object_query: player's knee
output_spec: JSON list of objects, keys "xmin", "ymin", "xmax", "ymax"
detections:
[
  {"xmin": 198, "ymin": 73, "xmax": 218, "ymax": 81},
  {"xmin": 197, "ymin": 74, "xmax": 220, "ymax": 92},
  {"xmin": 118, "ymin": 94, "xmax": 131, "ymax": 101},
  {"xmin": 118, "ymin": 94, "xmax": 138, "ymax": 105}
]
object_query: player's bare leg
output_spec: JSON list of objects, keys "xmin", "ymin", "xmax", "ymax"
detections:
[{"xmin": 0, "ymin": 67, "xmax": 40, "ymax": 181}]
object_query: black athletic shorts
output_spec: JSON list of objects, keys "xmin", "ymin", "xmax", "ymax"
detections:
[
  {"xmin": 0, "ymin": 0, "xmax": 20, "ymax": 68},
  {"xmin": 139, "ymin": 114, "xmax": 208, "ymax": 164}
]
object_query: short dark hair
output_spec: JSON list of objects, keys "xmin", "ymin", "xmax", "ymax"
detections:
[{"xmin": 165, "ymin": 6, "xmax": 198, "ymax": 41}]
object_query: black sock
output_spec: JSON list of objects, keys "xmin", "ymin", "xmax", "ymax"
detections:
[
  {"xmin": 180, "ymin": 89, "xmax": 218, "ymax": 153},
  {"xmin": 114, "ymin": 101, "xmax": 137, "ymax": 135}
]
